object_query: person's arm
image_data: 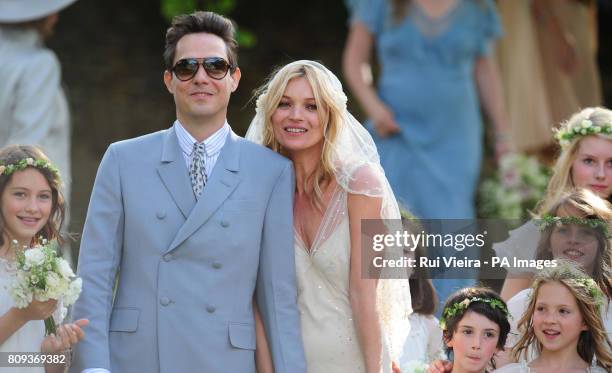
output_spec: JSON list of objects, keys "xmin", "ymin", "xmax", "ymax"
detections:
[
  {"xmin": 342, "ymin": 22, "xmax": 400, "ymax": 138},
  {"xmin": 254, "ymin": 301, "xmax": 274, "ymax": 373},
  {"xmin": 474, "ymin": 55, "xmax": 511, "ymax": 160},
  {"xmin": 0, "ymin": 300, "xmax": 57, "ymax": 344},
  {"xmin": 500, "ymin": 274, "xmax": 533, "ymax": 302},
  {"xmin": 41, "ymin": 319, "xmax": 89, "ymax": 373},
  {"xmin": 7, "ymin": 50, "xmax": 61, "ymax": 146},
  {"xmin": 255, "ymin": 162, "xmax": 306, "ymax": 373},
  {"xmin": 347, "ymin": 191, "xmax": 385, "ymax": 373},
  {"xmin": 70, "ymin": 145, "xmax": 125, "ymax": 373}
]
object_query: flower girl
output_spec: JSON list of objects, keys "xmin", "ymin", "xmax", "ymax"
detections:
[
  {"xmin": 495, "ymin": 263, "xmax": 612, "ymax": 373},
  {"xmin": 0, "ymin": 145, "xmax": 87, "ymax": 373},
  {"xmin": 439, "ymin": 287, "xmax": 511, "ymax": 373}
]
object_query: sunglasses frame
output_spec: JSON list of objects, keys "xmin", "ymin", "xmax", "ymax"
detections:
[{"xmin": 171, "ymin": 57, "xmax": 236, "ymax": 81}]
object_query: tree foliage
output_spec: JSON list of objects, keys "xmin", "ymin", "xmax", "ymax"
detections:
[{"xmin": 161, "ymin": 0, "xmax": 256, "ymax": 47}]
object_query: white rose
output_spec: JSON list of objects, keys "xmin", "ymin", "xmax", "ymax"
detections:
[
  {"xmin": 56, "ymin": 258, "xmax": 75, "ymax": 279},
  {"xmin": 26, "ymin": 158, "xmax": 34, "ymax": 165},
  {"xmin": 593, "ymin": 126, "xmax": 601, "ymax": 133},
  {"xmin": 581, "ymin": 119, "xmax": 593, "ymax": 128},
  {"xmin": 64, "ymin": 278, "xmax": 82, "ymax": 305},
  {"xmin": 45, "ymin": 272, "xmax": 62, "ymax": 293},
  {"xmin": 24, "ymin": 248, "xmax": 46, "ymax": 267},
  {"xmin": 10, "ymin": 285, "xmax": 33, "ymax": 308}
]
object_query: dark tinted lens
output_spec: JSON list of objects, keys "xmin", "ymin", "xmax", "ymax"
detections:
[
  {"xmin": 173, "ymin": 59, "xmax": 199, "ymax": 80},
  {"xmin": 203, "ymin": 57, "xmax": 230, "ymax": 79}
]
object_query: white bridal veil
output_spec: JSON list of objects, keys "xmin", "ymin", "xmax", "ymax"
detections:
[{"xmin": 246, "ymin": 60, "xmax": 412, "ymax": 363}]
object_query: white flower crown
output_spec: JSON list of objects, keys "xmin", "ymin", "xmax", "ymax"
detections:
[{"xmin": 554, "ymin": 119, "xmax": 612, "ymax": 147}]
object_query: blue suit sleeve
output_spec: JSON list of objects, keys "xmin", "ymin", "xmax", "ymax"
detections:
[
  {"xmin": 255, "ymin": 162, "xmax": 306, "ymax": 373},
  {"xmin": 70, "ymin": 145, "xmax": 125, "ymax": 372}
]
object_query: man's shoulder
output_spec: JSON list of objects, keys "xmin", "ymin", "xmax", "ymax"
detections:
[
  {"xmin": 108, "ymin": 128, "xmax": 169, "ymax": 155},
  {"xmin": 234, "ymin": 135, "xmax": 291, "ymax": 169}
]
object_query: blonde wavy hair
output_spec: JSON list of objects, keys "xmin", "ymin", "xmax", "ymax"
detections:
[
  {"xmin": 253, "ymin": 62, "xmax": 344, "ymax": 210},
  {"xmin": 539, "ymin": 107, "xmax": 612, "ymax": 213},
  {"xmin": 512, "ymin": 262, "xmax": 612, "ymax": 370}
]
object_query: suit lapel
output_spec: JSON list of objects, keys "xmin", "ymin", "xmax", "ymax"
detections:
[
  {"xmin": 157, "ymin": 126, "xmax": 196, "ymax": 219},
  {"xmin": 166, "ymin": 131, "xmax": 242, "ymax": 253}
]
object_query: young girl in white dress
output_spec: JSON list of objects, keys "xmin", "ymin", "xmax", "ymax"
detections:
[
  {"xmin": 438, "ymin": 287, "xmax": 511, "ymax": 373},
  {"xmin": 0, "ymin": 145, "xmax": 88, "ymax": 373},
  {"xmin": 495, "ymin": 263, "xmax": 612, "ymax": 373}
]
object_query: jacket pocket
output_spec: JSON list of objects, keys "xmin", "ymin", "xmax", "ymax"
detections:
[
  {"xmin": 228, "ymin": 322, "xmax": 256, "ymax": 350},
  {"xmin": 109, "ymin": 307, "xmax": 140, "ymax": 332}
]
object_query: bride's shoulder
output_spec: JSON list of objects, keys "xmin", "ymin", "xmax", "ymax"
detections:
[{"xmin": 336, "ymin": 162, "xmax": 385, "ymax": 194}]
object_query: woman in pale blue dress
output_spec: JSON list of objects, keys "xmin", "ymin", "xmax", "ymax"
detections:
[{"xmin": 343, "ymin": 0, "xmax": 510, "ymax": 308}]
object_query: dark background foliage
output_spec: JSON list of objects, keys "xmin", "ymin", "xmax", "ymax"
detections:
[{"xmin": 45, "ymin": 0, "xmax": 612, "ymax": 252}]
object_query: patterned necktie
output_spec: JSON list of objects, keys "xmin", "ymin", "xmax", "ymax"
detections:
[{"xmin": 190, "ymin": 142, "xmax": 207, "ymax": 198}]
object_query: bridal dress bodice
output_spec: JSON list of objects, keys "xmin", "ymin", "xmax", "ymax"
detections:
[{"xmin": 294, "ymin": 186, "xmax": 391, "ymax": 373}]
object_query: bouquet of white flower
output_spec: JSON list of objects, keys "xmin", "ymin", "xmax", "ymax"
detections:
[
  {"xmin": 9, "ymin": 239, "xmax": 82, "ymax": 335},
  {"xmin": 479, "ymin": 154, "xmax": 549, "ymax": 220}
]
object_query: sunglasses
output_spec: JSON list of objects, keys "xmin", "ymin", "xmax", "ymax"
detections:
[{"xmin": 171, "ymin": 57, "xmax": 235, "ymax": 81}]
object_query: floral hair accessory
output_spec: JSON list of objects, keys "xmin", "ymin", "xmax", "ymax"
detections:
[
  {"xmin": 0, "ymin": 158, "xmax": 60, "ymax": 179},
  {"xmin": 530, "ymin": 274, "xmax": 606, "ymax": 313},
  {"xmin": 536, "ymin": 214, "xmax": 611, "ymax": 238},
  {"xmin": 573, "ymin": 277, "xmax": 606, "ymax": 312},
  {"xmin": 439, "ymin": 297, "xmax": 510, "ymax": 330},
  {"xmin": 554, "ymin": 119, "xmax": 612, "ymax": 148}
]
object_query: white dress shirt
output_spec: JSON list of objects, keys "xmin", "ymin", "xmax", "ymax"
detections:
[{"xmin": 175, "ymin": 119, "xmax": 229, "ymax": 176}]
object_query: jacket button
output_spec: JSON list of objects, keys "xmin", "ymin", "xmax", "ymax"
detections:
[
  {"xmin": 157, "ymin": 211, "xmax": 166, "ymax": 220},
  {"xmin": 220, "ymin": 220, "xmax": 229, "ymax": 228},
  {"xmin": 212, "ymin": 261, "xmax": 222, "ymax": 269},
  {"xmin": 163, "ymin": 254, "xmax": 173, "ymax": 262},
  {"xmin": 206, "ymin": 305, "xmax": 216, "ymax": 313},
  {"xmin": 160, "ymin": 297, "xmax": 171, "ymax": 306}
]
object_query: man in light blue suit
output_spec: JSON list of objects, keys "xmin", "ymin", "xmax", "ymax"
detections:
[{"xmin": 70, "ymin": 11, "xmax": 306, "ymax": 373}]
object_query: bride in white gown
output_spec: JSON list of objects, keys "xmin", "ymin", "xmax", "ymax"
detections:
[{"xmin": 247, "ymin": 60, "xmax": 412, "ymax": 373}]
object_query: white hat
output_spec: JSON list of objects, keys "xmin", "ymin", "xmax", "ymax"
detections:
[{"xmin": 0, "ymin": 0, "xmax": 78, "ymax": 23}]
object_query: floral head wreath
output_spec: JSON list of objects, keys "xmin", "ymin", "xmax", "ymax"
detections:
[
  {"xmin": 0, "ymin": 158, "xmax": 60, "ymax": 179},
  {"xmin": 531, "ymin": 276, "xmax": 606, "ymax": 313},
  {"xmin": 536, "ymin": 214, "xmax": 611, "ymax": 238},
  {"xmin": 439, "ymin": 297, "xmax": 510, "ymax": 330},
  {"xmin": 572, "ymin": 277, "xmax": 606, "ymax": 312},
  {"xmin": 554, "ymin": 118, "xmax": 612, "ymax": 148}
]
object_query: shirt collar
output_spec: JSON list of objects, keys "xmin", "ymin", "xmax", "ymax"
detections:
[{"xmin": 174, "ymin": 120, "xmax": 230, "ymax": 157}]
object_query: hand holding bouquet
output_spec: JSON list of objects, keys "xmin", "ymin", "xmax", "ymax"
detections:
[{"xmin": 9, "ymin": 239, "xmax": 82, "ymax": 335}]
